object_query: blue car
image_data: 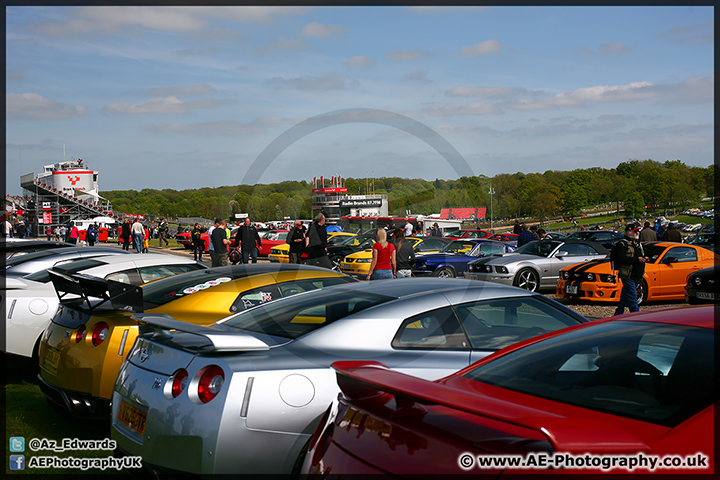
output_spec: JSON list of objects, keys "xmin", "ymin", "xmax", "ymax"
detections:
[{"xmin": 412, "ymin": 238, "xmax": 516, "ymax": 278}]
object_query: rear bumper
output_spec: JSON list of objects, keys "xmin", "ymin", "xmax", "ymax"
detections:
[{"xmin": 38, "ymin": 374, "xmax": 110, "ymax": 419}]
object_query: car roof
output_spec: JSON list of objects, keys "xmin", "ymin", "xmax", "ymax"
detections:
[
  {"xmin": 607, "ymin": 305, "xmax": 716, "ymax": 329},
  {"xmin": 55, "ymin": 253, "xmax": 201, "ymax": 272},
  {"xmin": 5, "ymin": 246, "xmax": 130, "ymax": 267}
]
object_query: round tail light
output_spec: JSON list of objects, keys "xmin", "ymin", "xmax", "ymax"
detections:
[
  {"xmin": 171, "ymin": 369, "xmax": 189, "ymax": 398},
  {"xmin": 76, "ymin": 325, "xmax": 86, "ymax": 343},
  {"xmin": 197, "ymin": 366, "xmax": 224, "ymax": 404},
  {"xmin": 91, "ymin": 322, "xmax": 109, "ymax": 346}
]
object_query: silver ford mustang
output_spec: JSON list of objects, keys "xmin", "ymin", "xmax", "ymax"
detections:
[{"xmin": 111, "ymin": 278, "xmax": 586, "ymax": 475}]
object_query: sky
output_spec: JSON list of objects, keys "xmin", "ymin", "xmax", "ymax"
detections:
[{"xmin": 5, "ymin": 5, "xmax": 715, "ymax": 195}]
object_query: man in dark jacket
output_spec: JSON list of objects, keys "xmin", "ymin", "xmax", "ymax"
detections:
[
  {"xmin": 639, "ymin": 221, "xmax": 658, "ymax": 242},
  {"xmin": 611, "ymin": 222, "xmax": 648, "ymax": 315},
  {"xmin": 661, "ymin": 223, "xmax": 682, "ymax": 242},
  {"xmin": 286, "ymin": 220, "xmax": 306, "ymax": 264},
  {"xmin": 191, "ymin": 223, "xmax": 206, "ymax": 262},
  {"xmin": 234, "ymin": 217, "xmax": 262, "ymax": 264},
  {"xmin": 516, "ymin": 225, "xmax": 534, "ymax": 247},
  {"xmin": 304, "ymin": 213, "xmax": 331, "ymax": 269}
]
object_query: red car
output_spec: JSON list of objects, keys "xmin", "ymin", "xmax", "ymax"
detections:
[
  {"xmin": 488, "ymin": 232, "xmax": 518, "ymax": 243},
  {"xmin": 445, "ymin": 229, "xmax": 491, "ymax": 239},
  {"xmin": 303, "ymin": 306, "xmax": 715, "ymax": 475},
  {"xmin": 256, "ymin": 230, "xmax": 289, "ymax": 256}
]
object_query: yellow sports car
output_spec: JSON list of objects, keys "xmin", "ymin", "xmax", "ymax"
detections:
[
  {"xmin": 269, "ymin": 232, "xmax": 357, "ymax": 263},
  {"xmin": 340, "ymin": 236, "xmax": 451, "ymax": 278},
  {"xmin": 38, "ymin": 264, "xmax": 355, "ymax": 417}
]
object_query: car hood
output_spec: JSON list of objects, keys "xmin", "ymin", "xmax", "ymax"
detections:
[{"xmin": 471, "ymin": 253, "xmax": 547, "ymax": 266}]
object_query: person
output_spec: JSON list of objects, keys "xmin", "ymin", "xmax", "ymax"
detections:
[
  {"xmin": 286, "ymin": 220, "xmax": 306, "ymax": 264},
  {"xmin": 142, "ymin": 224, "xmax": 150, "ymax": 253},
  {"xmin": 87, "ymin": 224, "xmax": 97, "ymax": 246},
  {"xmin": 16, "ymin": 221, "xmax": 27, "ymax": 239},
  {"xmin": 513, "ymin": 220, "xmax": 522, "ymax": 235},
  {"xmin": 191, "ymin": 223, "xmax": 206, "ymax": 262},
  {"xmin": 67, "ymin": 222, "xmax": 79, "ymax": 245},
  {"xmin": 207, "ymin": 219, "xmax": 219, "ymax": 266},
  {"xmin": 131, "ymin": 218, "xmax": 144, "ymax": 253},
  {"xmin": 53, "ymin": 226, "xmax": 60, "ymax": 241},
  {"xmin": 639, "ymin": 221, "xmax": 658, "ymax": 242},
  {"xmin": 537, "ymin": 228, "xmax": 551, "ymax": 240},
  {"xmin": 430, "ymin": 223, "xmax": 442, "ymax": 237},
  {"xmin": 654, "ymin": 219, "xmax": 666, "ymax": 238},
  {"xmin": 304, "ymin": 213, "xmax": 332, "ymax": 269},
  {"xmin": 404, "ymin": 220, "xmax": 413, "ymax": 237},
  {"xmin": 120, "ymin": 219, "xmax": 132, "ymax": 250},
  {"xmin": 234, "ymin": 217, "xmax": 262, "ymax": 264},
  {"xmin": 611, "ymin": 222, "xmax": 648, "ymax": 315},
  {"xmin": 211, "ymin": 219, "xmax": 230, "ymax": 267},
  {"xmin": 392, "ymin": 229, "xmax": 415, "ymax": 278},
  {"xmin": 661, "ymin": 223, "xmax": 682, "ymax": 242},
  {"xmin": 367, "ymin": 228, "xmax": 396, "ymax": 280},
  {"xmin": 529, "ymin": 225, "xmax": 539, "ymax": 240},
  {"xmin": 2, "ymin": 217, "xmax": 12, "ymax": 237},
  {"xmin": 158, "ymin": 218, "xmax": 170, "ymax": 247},
  {"xmin": 45, "ymin": 226, "xmax": 52, "ymax": 241},
  {"xmin": 516, "ymin": 224, "xmax": 534, "ymax": 247}
]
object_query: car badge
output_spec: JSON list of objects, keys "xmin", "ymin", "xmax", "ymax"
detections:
[
  {"xmin": 152, "ymin": 378, "xmax": 163, "ymax": 390},
  {"xmin": 139, "ymin": 348, "xmax": 150, "ymax": 363},
  {"xmin": 65, "ymin": 330, "xmax": 72, "ymax": 338}
]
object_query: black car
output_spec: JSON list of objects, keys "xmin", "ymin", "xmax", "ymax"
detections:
[
  {"xmin": 1, "ymin": 239, "xmax": 75, "ymax": 259},
  {"xmin": 685, "ymin": 266, "xmax": 719, "ymax": 304},
  {"xmin": 564, "ymin": 229, "xmax": 623, "ymax": 249},
  {"xmin": 685, "ymin": 232, "xmax": 719, "ymax": 252},
  {"xmin": 326, "ymin": 234, "xmax": 376, "ymax": 271}
]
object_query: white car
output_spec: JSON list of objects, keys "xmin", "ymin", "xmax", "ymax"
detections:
[
  {"xmin": 3, "ymin": 254, "xmax": 206, "ymax": 361},
  {"xmin": 5, "ymin": 246, "xmax": 131, "ymax": 278}
]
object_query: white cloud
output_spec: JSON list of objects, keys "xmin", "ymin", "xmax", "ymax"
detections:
[
  {"xmin": 658, "ymin": 21, "xmax": 714, "ymax": 43},
  {"xmin": 146, "ymin": 116, "xmax": 295, "ymax": 136},
  {"xmin": 301, "ymin": 22, "xmax": 347, "ymax": 37},
  {"xmin": 424, "ymin": 102, "xmax": 500, "ymax": 117},
  {"xmin": 102, "ymin": 96, "xmax": 234, "ymax": 114},
  {"xmin": 446, "ymin": 86, "xmax": 527, "ymax": 98},
  {"xmin": 344, "ymin": 55, "xmax": 375, "ymax": 68},
  {"xmin": 267, "ymin": 74, "xmax": 356, "ymax": 91},
  {"xmin": 503, "ymin": 82, "xmax": 658, "ymax": 111},
  {"xmin": 146, "ymin": 84, "xmax": 217, "ymax": 96},
  {"xmin": 254, "ymin": 36, "xmax": 307, "ymax": 53},
  {"xmin": 6, "ymin": 93, "xmax": 88, "ymax": 120},
  {"xmin": 385, "ymin": 49, "xmax": 432, "ymax": 61},
  {"xmin": 403, "ymin": 70, "xmax": 432, "ymax": 83},
  {"xmin": 459, "ymin": 40, "xmax": 502, "ymax": 57}
]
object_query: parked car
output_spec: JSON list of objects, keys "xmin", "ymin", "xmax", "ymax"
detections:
[
  {"xmin": 684, "ymin": 232, "xmax": 719, "ymax": 251},
  {"xmin": 3, "ymin": 253, "xmax": 205, "ymax": 361},
  {"xmin": 685, "ymin": 266, "xmax": 719, "ymax": 304},
  {"xmin": 557, "ymin": 242, "xmax": 718, "ymax": 305},
  {"xmin": 1, "ymin": 239, "xmax": 74, "ymax": 259},
  {"xmin": 340, "ymin": 236, "xmax": 451, "ymax": 278},
  {"xmin": 487, "ymin": 233, "xmax": 517, "ymax": 244},
  {"xmin": 466, "ymin": 239, "xmax": 608, "ymax": 292},
  {"xmin": 444, "ymin": 229, "xmax": 491, "ymax": 240},
  {"xmin": 303, "ymin": 305, "xmax": 715, "ymax": 475},
  {"xmin": 269, "ymin": 232, "xmax": 356, "ymax": 263},
  {"xmin": 110, "ymin": 278, "xmax": 587, "ymax": 475},
  {"xmin": 176, "ymin": 226, "xmax": 240, "ymax": 252},
  {"xmin": 39, "ymin": 264, "xmax": 355, "ymax": 418},
  {"xmin": 565, "ymin": 229, "xmax": 624, "ymax": 249},
  {"xmin": 254, "ymin": 229, "xmax": 290, "ymax": 256},
  {"xmin": 5, "ymin": 246, "xmax": 132, "ymax": 279},
  {"xmin": 413, "ymin": 239, "xmax": 516, "ymax": 278}
]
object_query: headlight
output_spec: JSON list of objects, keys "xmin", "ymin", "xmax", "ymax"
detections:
[
  {"xmin": 586, "ymin": 273, "xmax": 595, "ymax": 281},
  {"xmin": 418, "ymin": 263, "xmax": 427, "ymax": 270},
  {"xmin": 467, "ymin": 265, "xmax": 474, "ymax": 272},
  {"xmin": 599, "ymin": 274, "xmax": 615, "ymax": 283},
  {"xmin": 356, "ymin": 258, "xmax": 371, "ymax": 263},
  {"xmin": 496, "ymin": 266, "xmax": 508, "ymax": 274},
  {"xmin": 562, "ymin": 271, "xmax": 570, "ymax": 280},
  {"xmin": 694, "ymin": 276, "xmax": 702, "ymax": 286}
]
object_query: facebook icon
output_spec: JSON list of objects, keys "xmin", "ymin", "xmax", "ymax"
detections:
[{"xmin": 10, "ymin": 455, "xmax": 25, "ymax": 470}]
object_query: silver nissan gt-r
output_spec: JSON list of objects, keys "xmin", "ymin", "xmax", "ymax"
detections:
[{"xmin": 111, "ymin": 278, "xmax": 586, "ymax": 475}]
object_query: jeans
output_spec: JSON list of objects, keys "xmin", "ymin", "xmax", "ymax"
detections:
[
  {"xmin": 370, "ymin": 269, "xmax": 394, "ymax": 280},
  {"xmin": 133, "ymin": 233, "xmax": 143, "ymax": 253},
  {"xmin": 396, "ymin": 269, "xmax": 412, "ymax": 278},
  {"xmin": 614, "ymin": 277, "xmax": 639, "ymax": 316},
  {"xmin": 242, "ymin": 248, "xmax": 258, "ymax": 264},
  {"xmin": 193, "ymin": 243, "xmax": 203, "ymax": 262}
]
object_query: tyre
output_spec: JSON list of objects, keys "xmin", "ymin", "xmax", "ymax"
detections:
[
  {"xmin": 514, "ymin": 268, "xmax": 539, "ymax": 292},
  {"xmin": 329, "ymin": 255, "xmax": 343, "ymax": 272},
  {"xmin": 636, "ymin": 279, "xmax": 648, "ymax": 305},
  {"xmin": 432, "ymin": 266, "xmax": 455, "ymax": 278}
]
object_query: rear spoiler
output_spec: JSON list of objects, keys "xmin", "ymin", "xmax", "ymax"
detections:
[
  {"xmin": 132, "ymin": 313, "xmax": 270, "ymax": 352},
  {"xmin": 331, "ymin": 361, "xmax": 650, "ymax": 454},
  {"xmin": 49, "ymin": 269, "xmax": 144, "ymax": 313}
]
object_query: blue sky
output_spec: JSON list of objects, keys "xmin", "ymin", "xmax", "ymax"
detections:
[{"xmin": 5, "ymin": 6, "xmax": 714, "ymax": 195}]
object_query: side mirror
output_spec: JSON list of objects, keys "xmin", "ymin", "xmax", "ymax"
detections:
[
  {"xmin": 662, "ymin": 256, "xmax": 678, "ymax": 264},
  {"xmin": 413, "ymin": 247, "xmax": 420, "ymax": 253},
  {"xmin": 556, "ymin": 251, "xmax": 569, "ymax": 257}
]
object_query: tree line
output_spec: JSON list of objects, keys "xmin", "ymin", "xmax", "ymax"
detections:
[{"xmin": 103, "ymin": 159, "xmax": 714, "ymax": 222}]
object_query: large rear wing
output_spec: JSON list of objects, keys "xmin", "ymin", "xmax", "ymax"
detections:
[
  {"xmin": 331, "ymin": 361, "xmax": 650, "ymax": 454},
  {"xmin": 49, "ymin": 269, "xmax": 144, "ymax": 313}
]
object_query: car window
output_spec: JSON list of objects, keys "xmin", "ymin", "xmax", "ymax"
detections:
[
  {"xmin": 474, "ymin": 242, "xmax": 505, "ymax": 256},
  {"xmin": 453, "ymin": 296, "xmax": 580, "ymax": 350},
  {"xmin": 417, "ymin": 239, "xmax": 445, "ymax": 251},
  {"xmin": 664, "ymin": 246, "xmax": 698, "ymax": 263},
  {"xmin": 463, "ymin": 321, "xmax": 715, "ymax": 427},
  {"xmin": 392, "ymin": 307, "xmax": 469, "ymax": 350},
  {"xmin": 443, "ymin": 240, "xmax": 476, "ymax": 254},
  {"xmin": 105, "ymin": 269, "xmax": 140, "ymax": 284},
  {"xmin": 516, "ymin": 240, "xmax": 561, "ymax": 257},
  {"xmin": 137, "ymin": 264, "xmax": 205, "ymax": 284},
  {"xmin": 228, "ymin": 276, "xmax": 353, "ymax": 313},
  {"xmin": 557, "ymin": 243, "xmax": 590, "ymax": 256}
]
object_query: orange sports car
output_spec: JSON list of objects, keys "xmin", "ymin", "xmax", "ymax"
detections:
[{"xmin": 557, "ymin": 241, "xmax": 718, "ymax": 304}]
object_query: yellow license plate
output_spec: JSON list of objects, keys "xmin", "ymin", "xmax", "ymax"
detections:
[
  {"xmin": 118, "ymin": 400, "xmax": 148, "ymax": 435},
  {"xmin": 43, "ymin": 347, "xmax": 60, "ymax": 371}
]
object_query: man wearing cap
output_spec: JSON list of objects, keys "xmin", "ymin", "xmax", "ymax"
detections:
[
  {"xmin": 611, "ymin": 223, "xmax": 649, "ymax": 315},
  {"xmin": 639, "ymin": 221, "xmax": 658, "ymax": 242}
]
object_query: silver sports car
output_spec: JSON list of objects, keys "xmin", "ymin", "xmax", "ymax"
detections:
[
  {"xmin": 465, "ymin": 239, "xmax": 608, "ymax": 292},
  {"xmin": 111, "ymin": 278, "xmax": 586, "ymax": 475}
]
